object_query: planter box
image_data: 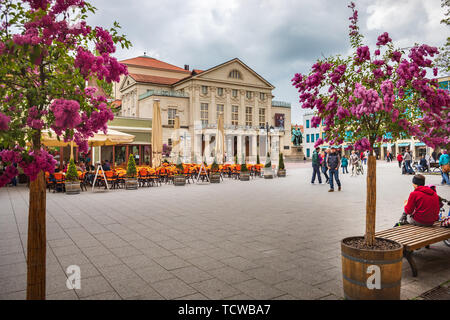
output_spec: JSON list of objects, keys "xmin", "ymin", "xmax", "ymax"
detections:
[
  {"xmin": 65, "ymin": 181, "xmax": 80, "ymax": 195},
  {"xmin": 341, "ymin": 236, "xmax": 403, "ymax": 300},
  {"xmin": 210, "ymin": 173, "xmax": 221, "ymax": 184},
  {"xmin": 240, "ymin": 171, "xmax": 250, "ymax": 181},
  {"xmin": 174, "ymin": 175, "xmax": 186, "ymax": 186},
  {"xmin": 277, "ymin": 169, "xmax": 286, "ymax": 177},
  {"xmin": 263, "ymin": 168, "xmax": 273, "ymax": 179},
  {"xmin": 125, "ymin": 178, "xmax": 138, "ymax": 190}
]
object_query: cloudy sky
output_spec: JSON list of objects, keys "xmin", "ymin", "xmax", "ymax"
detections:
[{"xmin": 87, "ymin": 0, "xmax": 448, "ymax": 124}]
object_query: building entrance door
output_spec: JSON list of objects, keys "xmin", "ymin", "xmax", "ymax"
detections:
[{"xmin": 245, "ymin": 136, "xmax": 250, "ymax": 161}]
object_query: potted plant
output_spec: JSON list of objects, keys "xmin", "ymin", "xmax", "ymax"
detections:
[
  {"xmin": 291, "ymin": 2, "xmax": 449, "ymax": 299},
  {"xmin": 125, "ymin": 154, "xmax": 138, "ymax": 189},
  {"xmin": 277, "ymin": 153, "xmax": 286, "ymax": 177},
  {"xmin": 240, "ymin": 157, "xmax": 250, "ymax": 181},
  {"xmin": 174, "ymin": 157, "xmax": 186, "ymax": 186},
  {"xmin": 263, "ymin": 152, "xmax": 273, "ymax": 179},
  {"xmin": 210, "ymin": 158, "xmax": 221, "ymax": 183},
  {"xmin": 65, "ymin": 158, "xmax": 80, "ymax": 195}
]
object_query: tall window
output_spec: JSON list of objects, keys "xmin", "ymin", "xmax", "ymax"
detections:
[
  {"xmin": 306, "ymin": 134, "xmax": 310, "ymax": 143},
  {"xmin": 316, "ymin": 133, "xmax": 319, "ymax": 141},
  {"xmin": 217, "ymin": 87, "xmax": 223, "ymax": 96},
  {"xmin": 259, "ymin": 108, "xmax": 265, "ymax": 127},
  {"xmin": 231, "ymin": 105, "xmax": 239, "ymax": 126},
  {"xmin": 246, "ymin": 91, "xmax": 252, "ymax": 99},
  {"xmin": 306, "ymin": 148, "xmax": 310, "ymax": 157},
  {"xmin": 260, "ymin": 92, "xmax": 265, "ymax": 100},
  {"xmin": 311, "ymin": 134, "xmax": 315, "ymax": 143},
  {"xmin": 216, "ymin": 104, "xmax": 224, "ymax": 120},
  {"xmin": 229, "ymin": 69, "xmax": 242, "ymax": 79},
  {"xmin": 306, "ymin": 119, "xmax": 310, "ymax": 128},
  {"xmin": 201, "ymin": 86, "xmax": 208, "ymax": 94},
  {"xmin": 245, "ymin": 107, "xmax": 252, "ymax": 126},
  {"xmin": 201, "ymin": 103, "xmax": 208, "ymax": 125},
  {"xmin": 168, "ymin": 108, "xmax": 177, "ymax": 126},
  {"xmin": 232, "ymin": 89, "xmax": 238, "ymax": 97}
]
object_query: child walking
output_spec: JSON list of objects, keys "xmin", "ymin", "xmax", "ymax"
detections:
[{"xmin": 341, "ymin": 155, "xmax": 349, "ymax": 174}]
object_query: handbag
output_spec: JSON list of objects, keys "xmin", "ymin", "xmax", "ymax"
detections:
[
  {"xmin": 442, "ymin": 164, "xmax": 450, "ymax": 173},
  {"xmin": 441, "ymin": 216, "xmax": 450, "ymax": 228}
]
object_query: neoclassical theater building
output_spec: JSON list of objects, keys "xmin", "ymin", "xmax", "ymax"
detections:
[{"xmin": 110, "ymin": 55, "xmax": 292, "ymax": 164}]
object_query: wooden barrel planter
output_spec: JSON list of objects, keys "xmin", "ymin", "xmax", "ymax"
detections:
[
  {"xmin": 263, "ymin": 168, "xmax": 273, "ymax": 179},
  {"xmin": 277, "ymin": 169, "xmax": 286, "ymax": 177},
  {"xmin": 210, "ymin": 173, "xmax": 221, "ymax": 183},
  {"xmin": 125, "ymin": 177, "xmax": 138, "ymax": 190},
  {"xmin": 341, "ymin": 237, "xmax": 403, "ymax": 300},
  {"xmin": 65, "ymin": 181, "xmax": 80, "ymax": 195},
  {"xmin": 174, "ymin": 175, "xmax": 186, "ymax": 186},
  {"xmin": 240, "ymin": 172, "xmax": 250, "ymax": 181}
]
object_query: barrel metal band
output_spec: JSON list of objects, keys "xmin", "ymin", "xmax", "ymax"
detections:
[
  {"xmin": 342, "ymin": 252, "xmax": 403, "ymax": 265},
  {"xmin": 343, "ymin": 274, "xmax": 401, "ymax": 289}
]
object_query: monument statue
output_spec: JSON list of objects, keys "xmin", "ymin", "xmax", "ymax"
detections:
[{"xmin": 291, "ymin": 126, "xmax": 303, "ymax": 146}]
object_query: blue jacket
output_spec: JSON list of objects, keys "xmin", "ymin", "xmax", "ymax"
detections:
[{"xmin": 439, "ymin": 153, "xmax": 450, "ymax": 166}]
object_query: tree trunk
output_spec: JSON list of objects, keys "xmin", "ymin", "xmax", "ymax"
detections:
[
  {"xmin": 365, "ymin": 154, "xmax": 377, "ymax": 246},
  {"xmin": 27, "ymin": 132, "xmax": 46, "ymax": 300}
]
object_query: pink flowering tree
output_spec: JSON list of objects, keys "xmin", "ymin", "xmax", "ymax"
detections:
[
  {"xmin": 0, "ymin": 0, "xmax": 130, "ymax": 299},
  {"xmin": 292, "ymin": 2, "xmax": 450, "ymax": 246}
]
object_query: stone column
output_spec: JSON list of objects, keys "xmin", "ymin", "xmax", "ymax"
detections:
[
  {"xmin": 251, "ymin": 134, "xmax": 257, "ymax": 163},
  {"xmin": 380, "ymin": 145, "xmax": 385, "ymax": 160},
  {"xmin": 204, "ymin": 134, "xmax": 211, "ymax": 163},
  {"xmin": 237, "ymin": 134, "xmax": 242, "ymax": 163},
  {"xmin": 210, "ymin": 86, "xmax": 216, "ymax": 125},
  {"xmin": 411, "ymin": 139, "xmax": 416, "ymax": 160}
]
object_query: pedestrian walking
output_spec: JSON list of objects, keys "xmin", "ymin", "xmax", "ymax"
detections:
[
  {"xmin": 311, "ymin": 147, "xmax": 322, "ymax": 184},
  {"xmin": 321, "ymin": 149, "xmax": 330, "ymax": 184},
  {"xmin": 439, "ymin": 150, "xmax": 450, "ymax": 186},
  {"xmin": 341, "ymin": 155, "xmax": 349, "ymax": 174},
  {"xmin": 350, "ymin": 150, "xmax": 359, "ymax": 176},
  {"xmin": 327, "ymin": 148, "xmax": 341, "ymax": 192},
  {"xmin": 397, "ymin": 153, "xmax": 403, "ymax": 168},
  {"xmin": 403, "ymin": 149, "xmax": 413, "ymax": 173}
]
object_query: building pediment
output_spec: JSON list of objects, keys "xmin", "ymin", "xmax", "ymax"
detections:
[
  {"xmin": 175, "ymin": 58, "xmax": 275, "ymax": 90},
  {"xmin": 119, "ymin": 75, "xmax": 137, "ymax": 91}
]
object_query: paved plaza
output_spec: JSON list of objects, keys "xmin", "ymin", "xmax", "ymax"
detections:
[{"xmin": 1, "ymin": 162, "xmax": 449, "ymax": 300}]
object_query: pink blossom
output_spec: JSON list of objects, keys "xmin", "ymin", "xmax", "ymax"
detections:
[
  {"xmin": 50, "ymin": 99, "xmax": 82, "ymax": 131},
  {"xmin": 355, "ymin": 46, "xmax": 370, "ymax": 64},
  {"xmin": 376, "ymin": 32, "xmax": 392, "ymax": 46},
  {"xmin": 314, "ymin": 138, "xmax": 324, "ymax": 148},
  {"xmin": 0, "ymin": 112, "xmax": 11, "ymax": 131}
]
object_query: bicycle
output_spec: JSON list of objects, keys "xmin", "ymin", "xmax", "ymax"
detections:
[{"xmin": 440, "ymin": 198, "xmax": 450, "ymax": 247}]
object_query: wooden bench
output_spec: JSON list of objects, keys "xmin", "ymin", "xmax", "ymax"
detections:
[{"xmin": 375, "ymin": 222, "xmax": 450, "ymax": 277}]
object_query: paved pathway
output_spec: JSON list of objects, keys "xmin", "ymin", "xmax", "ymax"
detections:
[{"xmin": 1, "ymin": 162, "xmax": 449, "ymax": 300}]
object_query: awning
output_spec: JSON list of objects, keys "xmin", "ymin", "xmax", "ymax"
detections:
[
  {"xmin": 415, "ymin": 142, "xmax": 426, "ymax": 147},
  {"xmin": 381, "ymin": 143, "xmax": 394, "ymax": 148},
  {"xmin": 398, "ymin": 142, "xmax": 410, "ymax": 147}
]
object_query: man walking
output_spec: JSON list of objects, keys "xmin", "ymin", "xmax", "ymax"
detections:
[
  {"xmin": 311, "ymin": 147, "xmax": 322, "ymax": 184},
  {"xmin": 327, "ymin": 148, "xmax": 341, "ymax": 192},
  {"xmin": 350, "ymin": 150, "xmax": 359, "ymax": 176},
  {"xmin": 404, "ymin": 149, "xmax": 413, "ymax": 173},
  {"xmin": 322, "ymin": 149, "xmax": 330, "ymax": 184}
]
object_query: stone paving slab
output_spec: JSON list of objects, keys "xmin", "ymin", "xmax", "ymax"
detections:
[{"xmin": 0, "ymin": 162, "xmax": 449, "ymax": 300}]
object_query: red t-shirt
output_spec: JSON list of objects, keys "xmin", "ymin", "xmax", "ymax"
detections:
[
  {"xmin": 397, "ymin": 154, "xmax": 403, "ymax": 161},
  {"xmin": 404, "ymin": 186, "xmax": 440, "ymax": 225}
]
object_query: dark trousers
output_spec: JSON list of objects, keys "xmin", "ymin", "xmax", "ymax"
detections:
[
  {"xmin": 311, "ymin": 164, "xmax": 322, "ymax": 183},
  {"xmin": 321, "ymin": 166, "xmax": 329, "ymax": 182},
  {"xmin": 329, "ymin": 169, "xmax": 341, "ymax": 190},
  {"xmin": 398, "ymin": 161, "xmax": 402, "ymax": 168},
  {"xmin": 342, "ymin": 166, "xmax": 348, "ymax": 174}
]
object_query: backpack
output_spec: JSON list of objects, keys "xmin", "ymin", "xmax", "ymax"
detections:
[{"xmin": 312, "ymin": 152, "xmax": 318, "ymax": 165}]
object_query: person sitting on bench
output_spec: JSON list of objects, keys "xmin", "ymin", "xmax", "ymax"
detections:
[{"xmin": 401, "ymin": 174, "xmax": 440, "ymax": 226}]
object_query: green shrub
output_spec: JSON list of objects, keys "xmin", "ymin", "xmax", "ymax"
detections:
[
  {"xmin": 211, "ymin": 158, "xmax": 219, "ymax": 172},
  {"xmin": 65, "ymin": 158, "xmax": 78, "ymax": 182},
  {"xmin": 256, "ymin": 154, "xmax": 260, "ymax": 165},
  {"xmin": 265, "ymin": 152, "xmax": 271, "ymax": 168},
  {"xmin": 278, "ymin": 153, "xmax": 285, "ymax": 170},
  {"xmin": 234, "ymin": 154, "xmax": 238, "ymax": 165},
  {"xmin": 241, "ymin": 158, "xmax": 248, "ymax": 172},
  {"xmin": 176, "ymin": 157, "xmax": 184, "ymax": 174},
  {"xmin": 127, "ymin": 154, "xmax": 137, "ymax": 178}
]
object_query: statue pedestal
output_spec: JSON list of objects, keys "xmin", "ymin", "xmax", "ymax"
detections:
[{"xmin": 285, "ymin": 145, "xmax": 305, "ymax": 162}]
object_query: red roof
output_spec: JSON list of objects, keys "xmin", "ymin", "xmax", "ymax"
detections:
[
  {"xmin": 192, "ymin": 69, "xmax": 203, "ymax": 75},
  {"xmin": 111, "ymin": 100, "xmax": 122, "ymax": 107},
  {"xmin": 120, "ymin": 56, "xmax": 190, "ymax": 74},
  {"xmin": 129, "ymin": 73, "xmax": 186, "ymax": 85}
]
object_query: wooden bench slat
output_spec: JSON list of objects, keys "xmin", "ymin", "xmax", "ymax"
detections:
[
  {"xmin": 380, "ymin": 230, "xmax": 450, "ymax": 247},
  {"xmin": 377, "ymin": 228, "xmax": 445, "ymax": 241},
  {"xmin": 407, "ymin": 234, "xmax": 450, "ymax": 250}
]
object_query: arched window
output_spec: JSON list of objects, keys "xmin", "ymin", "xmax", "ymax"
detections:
[{"xmin": 228, "ymin": 69, "xmax": 242, "ymax": 79}]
